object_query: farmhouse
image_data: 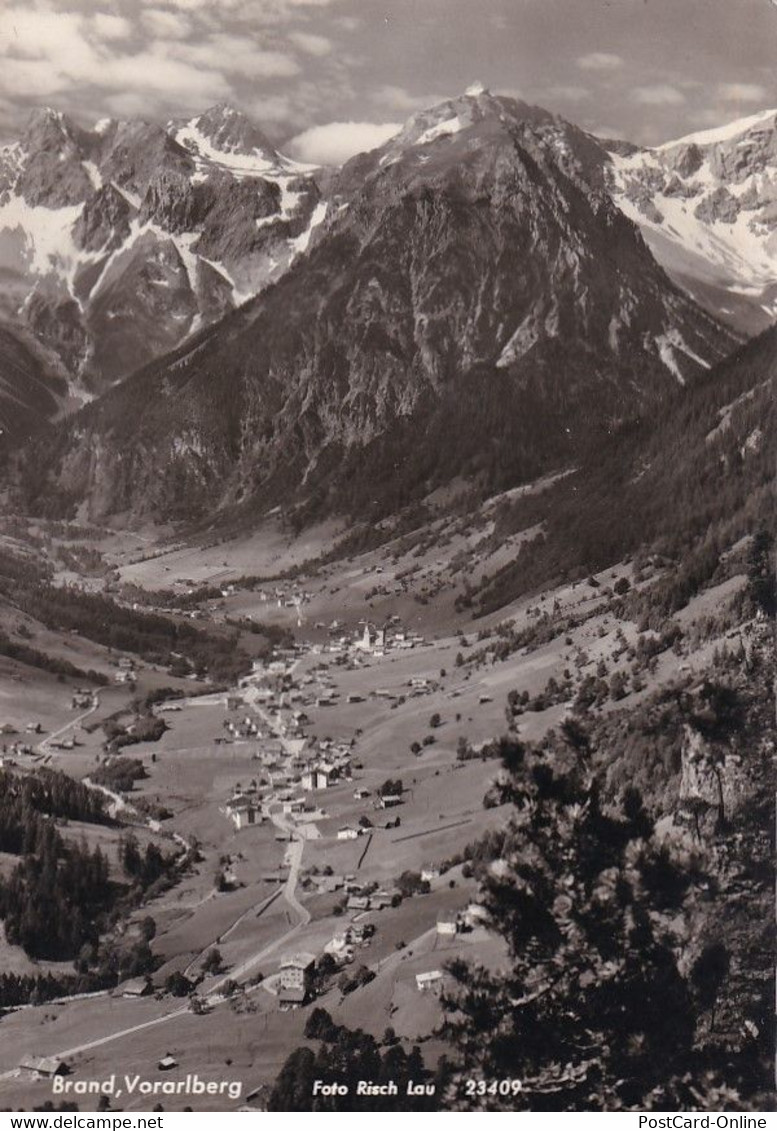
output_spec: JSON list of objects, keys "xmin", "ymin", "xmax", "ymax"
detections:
[
  {"xmin": 120, "ymin": 977, "xmax": 153, "ymax": 998},
  {"xmin": 279, "ymin": 953, "xmax": 315, "ymax": 1004},
  {"xmin": 415, "ymin": 971, "xmax": 444, "ymax": 993},
  {"xmin": 346, "ymin": 894, "xmax": 371, "ymax": 912},
  {"xmin": 220, "ymin": 795, "xmax": 263, "ymax": 830},
  {"xmin": 436, "ymin": 914, "xmax": 459, "ymax": 937},
  {"xmin": 19, "ymin": 1056, "xmax": 68, "ymax": 1078},
  {"xmin": 375, "ymin": 793, "xmax": 403, "ymax": 810},
  {"xmin": 337, "ymin": 826, "xmax": 360, "ymax": 840},
  {"xmin": 301, "ymin": 766, "xmax": 335, "ymax": 791}
]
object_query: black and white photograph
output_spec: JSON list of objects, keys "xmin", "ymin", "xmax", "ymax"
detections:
[{"xmin": 0, "ymin": 0, "xmax": 773, "ymax": 1117}]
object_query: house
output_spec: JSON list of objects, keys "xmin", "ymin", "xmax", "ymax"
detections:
[
  {"xmin": 120, "ymin": 977, "xmax": 152, "ymax": 998},
  {"xmin": 337, "ymin": 826, "xmax": 360, "ymax": 841},
  {"xmin": 416, "ymin": 971, "xmax": 444, "ymax": 993},
  {"xmin": 221, "ymin": 795, "xmax": 262, "ymax": 830},
  {"xmin": 278, "ymin": 984, "xmax": 306, "ymax": 1007},
  {"xmin": 158, "ymin": 1054, "xmax": 178, "ymax": 1071},
  {"xmin": 421, "ymin": 865, "xmax": 440, "ymax": 883},
  {"xmin": 353, "ymin": 788, "xmax": 370, "ymax": 800},
  {"xmin": 302, "ymin": 766, "xmax": 335, "ymax": 791},
  {"xmin": 314, "ymin": 874, "xmax": 344, "ymax": 893},
  {"xmin": 279, "ymin": 953, "xmax": 315, "ymax": 1001},
  {"xmin": 375, "ymin": 793, "xmax": 403, "ymax": 809},
  {"xmin": 436, "ymin": 914, "xmax": 459, "ymax": 937},
  {"xmin": 346, "ymin": 895, "xmax": 370, "ymax": 912},
  {"xmin": 19, "ymin": 1056, "xmax": 68, "ymax": 1078}
]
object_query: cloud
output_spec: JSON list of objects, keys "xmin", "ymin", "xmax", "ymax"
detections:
[
  {"xmin": 140, "ymin": 9, "xmax": 194, "ymax": 38},
  {"xmin": 90, "ymin": 13, "xmax": 133, "ymax": 42},
  {"xmin": 577, "ymin": 52, "xmax": 623, "ymax": 71},
  {"xmin": 163, "ymin": 36, "xmax": 302, "ymax": 79},
  {"xmin": 718, "ymin": 82, "xmax": 768, "ymax": 103},
  {"xmin": 289, "ymin": 31, "xmax": 332, "ymax": 56},
  {"xmin": 287, "ymin": 119, "xmax": 402, "ymax": 164},
  {"xmin": 632, "ymin": 84, "xmax": 685, "ymax": 106}
]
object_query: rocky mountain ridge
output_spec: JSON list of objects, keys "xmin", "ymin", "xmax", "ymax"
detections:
[
  {"xmin": 606, "ymin": 108, "xmax": 777, "ymax": 336},
  {"xmin": 16, "ymin": 89, "xmax": 739, "ymax": 527},
  {"xmin": 0, "ymin": 103, "xmax": 321, "ymax": 395}
]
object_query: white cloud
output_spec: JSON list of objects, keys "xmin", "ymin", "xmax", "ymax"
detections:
[
  {"xmin": 287, "ymin": 120, "xmax": 402, "ymax": 164},
  {"xmin": 90, "ymin": 13, "xmax": 133, "ymax": 41},
  {"xmin": 577, "ymin": 52, "xmax": 624, "ymax": 71},
  {"xmin": 163, "ymin": 36, "xmax": 301, "ymax": 78},
  {"xmin": 140, "ymin": 9, "xmax": 194, "ymax": 38},
  {"xmin": 289, "ymin": 31, "xmax": 332, "ymax": 56},
  {"xmin": 718, "ymin": 82, "xmax": 768, "ymax": 103},
  {"xmin": 632, "ymin": 84, "xmax": 685, "ymax": 106}
]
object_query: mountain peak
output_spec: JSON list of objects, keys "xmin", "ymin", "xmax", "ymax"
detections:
[
  {"xmin": 22, "ymin": 106, "xmax": 76, "ymax": 147},
  {"xmin": 187, "ymin": 104, "xmax": 278, "ymax": 159}
]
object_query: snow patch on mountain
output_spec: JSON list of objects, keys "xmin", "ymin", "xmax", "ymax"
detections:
[
  {"xmin": 415, "ymin": 116, "xmax": 465, "ymax": 146},
  {"xmin": 607, "ymin": 108, "xmax": 777, "ymax": 333}
]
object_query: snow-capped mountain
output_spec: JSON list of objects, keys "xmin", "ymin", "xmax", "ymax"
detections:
[
  {"xmin": 17, "ymin": 89, "xmax": 737, "ymax": 526},
  {"xmin": 606, "ymin": 109, "xmax": 777, "ymax": 336},
  {"xmin": 0, "ymin": 104, "xmax": 321, "ymax": 392}
]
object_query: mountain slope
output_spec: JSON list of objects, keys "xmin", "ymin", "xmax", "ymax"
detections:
[
  {"xmin": 15, "ymin": 90, "xmax": 739, "ymax": 527},
  {"xmin": 605, "ymin": 109, "xmax": 777, "ymax": 336},
  {"xmin": 0, "ymin": 105, "xmax": 320, "ymax": 392},
  {"xmin": 473, "ymin": 321, "xmax": 775, "ymax": 614},
  {"xmin": 0, "ymin": 324, "xmax": 68, "ymax": 441}
]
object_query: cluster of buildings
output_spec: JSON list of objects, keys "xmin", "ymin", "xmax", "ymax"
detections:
[
  {"xmin": 114, "ymin": 656, "xmax": 137, "ymax": 684},
  {"xmin": 323, "ymin": 921, "xmax": 374, "ymax": 964}
]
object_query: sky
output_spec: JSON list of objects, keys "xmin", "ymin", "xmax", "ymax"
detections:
[{"xmin": 1, "ymin": 0, "xmax": 775, "ymax": 163}]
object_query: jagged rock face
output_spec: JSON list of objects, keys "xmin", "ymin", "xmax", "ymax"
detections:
[
  {"xmin": 606, "ymin": 108, "xmax": 777, "ymax": 336},
  {"xmin": 191, "ymin": 104, "xmax": 277, "ymax": 157},
  {"xmin": 24, "ymin": 290, "xmax": 90, "ymax": 378},
  {"xmin": 0, "ymin": 323, "xmax": 67, "ymax": 440},
  {"xmin": 15, "ymin": 110, "xmax": 94, "ymax": 208},
  {"xmin": 100, "ymin": 121, "xmax": 195, "ymax": 196},
  {"xmin": 73, "ymin": 185, "xmax": 131, "ymax": 253},
  {"xmin": 19, "ymin": 91, "xmax": 738, "ymax": 526},
  {"xmin": 0, "ymin": 104, "xmax": 320, "ymax": 397}
]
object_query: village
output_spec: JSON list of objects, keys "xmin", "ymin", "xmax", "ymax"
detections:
[{"xmin": 0, "ymin": 505, "xmax": 762, "ymax": 1113}]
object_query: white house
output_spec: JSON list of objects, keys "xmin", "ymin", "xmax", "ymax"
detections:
[
  {"xmin": 221, "ymin": 795, "xmax": 262, "ymax": 830},
  {"xmin": 415, "ymin": 970, "xmax": 444, "ymax": 993},
  {"xmin": 436, "ymin": 914, "xmax": 459, "ymax": 937},
  {"xmin": 337, "ymin": 826, "xmax": 360, "ymax": 841}
]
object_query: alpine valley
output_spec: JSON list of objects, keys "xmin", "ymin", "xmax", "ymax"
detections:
[{"xmin": 0, "ymin": 87, "xmax": 773, "ymax": 1115}]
